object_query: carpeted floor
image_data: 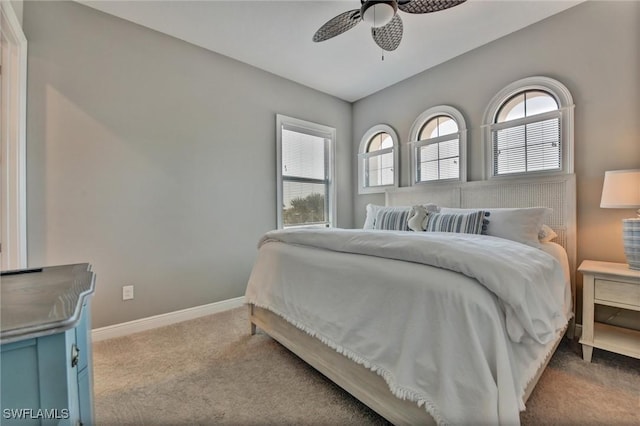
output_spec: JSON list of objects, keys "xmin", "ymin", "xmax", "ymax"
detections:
[{"xmin": 93, "ymin": 307, "xmax": 640, "ymax": 425}]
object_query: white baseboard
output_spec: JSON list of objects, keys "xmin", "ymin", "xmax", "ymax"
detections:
[{"xmin": 91, "ymin": 296, "xmax": 245, "ymax": 342}]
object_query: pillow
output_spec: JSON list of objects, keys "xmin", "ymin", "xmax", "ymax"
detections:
[
  {"xmin": 539, "ymin": 224, "xmax": 558, "ymax": 242},
  {"xmin": 440, "ymin": 207, "xmax": 551, "ymax": 247},
  {"xmin": 363, "ymin": 204, "xmax": 409, "ymax": 229},
  {"xmin": 373, "ymin": 209, "xmax": 412, "ymax": 231},
  {"xmin": 424, "ymin": 211, "xmax": 489, "ymax": 235}
]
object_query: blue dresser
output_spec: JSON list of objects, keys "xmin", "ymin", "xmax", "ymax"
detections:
[{"xmin": 1, "ymin": 264, "xmax": 96, "ymax": 426}]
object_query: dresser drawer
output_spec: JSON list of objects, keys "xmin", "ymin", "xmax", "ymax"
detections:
[{"xmin": 595, "ymin": 278, "xmax": 640, "ymax": 309}]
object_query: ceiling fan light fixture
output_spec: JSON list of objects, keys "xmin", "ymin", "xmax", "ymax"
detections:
[
  {"xmin": 361, "ymin": 1, "xmax": 397, "ymax": 28},
  {"xmin": 313, "ymin": 0, "xmax": 467, "ymax": 51}
]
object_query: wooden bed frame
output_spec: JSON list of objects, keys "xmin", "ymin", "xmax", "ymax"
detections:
[{"xmin": 249, "ymin": 174, "xmax": 576, "ymax": 424}]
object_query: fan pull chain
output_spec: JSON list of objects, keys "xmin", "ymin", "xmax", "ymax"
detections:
[{"xmin": 372, "ymin": 27, "xmax": 384, "ymax": 61}]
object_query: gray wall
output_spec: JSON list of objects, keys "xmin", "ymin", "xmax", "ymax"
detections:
[
  {"xmin": 352, "ymin": 1, "xmax": 640, "ymax": 323},
  {"xmin": 23, "ymin": 1, "xmax": 353, "ymax": 328},
  {"xmin": 22, "ymin": 1, "xmax": 640, "ymax": 329}
]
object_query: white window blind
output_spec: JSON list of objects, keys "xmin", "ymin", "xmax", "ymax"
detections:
[
  {"xmin": 363, "ymin": 149, "xmax": 394, "ymax": 187},
  {"xmin": 492, "ymin": 111, "xmax": 561, "ymax": 176},
  {"xmin": 416, "ymin": 135, "xmax": 460, "ymax": 182}
]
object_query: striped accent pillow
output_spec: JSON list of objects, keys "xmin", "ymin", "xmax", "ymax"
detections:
[
  {"xmin": 374, "ymin": 209, "xmax": 411, "ymax": 231},
  {"xmin": 424, "ymin": 211, "xmax": 489, "ymax": 235}
]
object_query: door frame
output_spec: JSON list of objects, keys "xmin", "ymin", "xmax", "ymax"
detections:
[{"xmin": 1, "ymin": 1, "xmax": 27, "ymax": 270}]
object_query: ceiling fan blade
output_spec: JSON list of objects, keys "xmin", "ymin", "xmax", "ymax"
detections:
[
  {"xmin": 371, "ymin": 14, "xmax": 403, "ymax": 51},
  {"xmin": 313, "ymin": 9, "xmax": 362, "ymax": 42},
  {"xmin": 398, "ymin": 0, "xmax": 467, "ymax": 14}
]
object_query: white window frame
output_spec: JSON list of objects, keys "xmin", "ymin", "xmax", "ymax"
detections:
[
  {"xmin": 276, "ymin": 114, "xmax": 336, "ymax": 229},
  {"xmin": 1, "ymin": 1, "xmax": 27, "ymax": 270},
  {"xmin": 482, "ymin": 76, "xmax": 574, "ymax": 179},
  {"xmin": 408, "ymin": 105, "xmax": 467, "ymax": 186},
  {"xmin": 357, "ymin": 124, "xmax": 399, "ymax": 194}
]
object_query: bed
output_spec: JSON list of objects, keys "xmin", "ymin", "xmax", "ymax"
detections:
[{"xmin": 245, "ymin": 174, "xmax": 576, "ymax": 425}]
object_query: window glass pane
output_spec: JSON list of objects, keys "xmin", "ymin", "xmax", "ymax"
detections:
[
  {"xmin": 525, "ymin": 90, "xmax": 558, "ymax": 116},
  {"xmin": 497, "ymin": 93, "xmax": 525, "ymax": 122},
  {"xmin": 439, "ymin": 157, "xmax": 459, "ymax": 180},
  {"xmin": 439, "ymin": 138, "xmax": 459, "ymax": 159},
  {"xmin": 525, "ymin": 119, "xmax": 561, "ymax": 171},
  {"xmin": 416, "ymin": 139, "xmax": 460, "ymax": 182},
  {"xmin": 497, "ymin": 91, "xmax": 558, "ymax": 123},
  {"xmin": 417, "ymin": 139, "xmax": 460, "ymax": 182},
  {"xmin": 419, "ymin": 116, "xmax": 458, "ymax": 140},
  {"xmin": 282, "ymin": 129, "xmax": 326, "ymax": 179},
  {"xmin": 496, "ymin": 150, "xmax": 526, "ymax": 174},
  {"xmin": 379, "ymin": 152, "xmax": 394, "ymax": 186},
  {"xmin": 419, "ymin": 160, "xmax": 439, "ymax": 182},
  {"xmin": 436, "ymin": 116, "xmax": 458, "ymax": 136},
  {"xmin": 282, "ymin": 181, "xmax": 326, "ymax": 226},
  {"xmin": 494, "ymin": 126, "xmax": 526, "ymax": 175},
  {"xmin": 495, "ymin": 125, "xmax": 525, "ymax": 151},
  {"xmin": 419, "ymin": 144, "xmax": 438, "ymax": 162},
  {"xmin": 493, "ymin": 117, "xmax": 560, "ymax": 175},
  {"xmin": 367, "ymin": 152, "xmax": 394, "ymax": 187},
  {"xmin": 419, "ymin": 119, "xmax": 438, "ymax": 140},
  {"xmin": 367, "ymin": 132, "xmax": 393, "ymax": 152}
]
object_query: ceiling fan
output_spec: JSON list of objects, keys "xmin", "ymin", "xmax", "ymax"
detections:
[{"xmin": 313, "ymin": 0, "xmax": 467, "ymax": 52}]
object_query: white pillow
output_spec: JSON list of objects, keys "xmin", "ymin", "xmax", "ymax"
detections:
[{"xmin": 439, "ymin": 207, "xmax": 551, "ymax": 247}]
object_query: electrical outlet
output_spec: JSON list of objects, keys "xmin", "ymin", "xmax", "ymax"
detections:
[{"xmin": 122, "ymin": 285, "xmax": 134, "ymax": 301}]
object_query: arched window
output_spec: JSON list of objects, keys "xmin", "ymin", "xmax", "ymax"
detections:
[
  {"xmin": 408, "ymin": 106, "xmax": 467, "ymax": 185},
  {"xmin": 358, "ymin": 125, "xmax": 399, "ymax": 194},
  {"xmin": 483, "ymin": 76, "xmax": 574, "ymax": 178}
]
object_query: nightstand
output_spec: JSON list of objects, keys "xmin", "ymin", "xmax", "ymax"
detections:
[{"xmin": 578, "ymin": 260, "xmax": 640, "ymax": 362}]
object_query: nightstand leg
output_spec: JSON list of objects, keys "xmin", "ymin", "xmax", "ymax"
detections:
[
  {"xmin": 580, "ymin": 274, "xmax": 595, "ymax": 362},
  {"xmin": 582, "ymin": 344, "xmax": 593, "ymax": 362}
]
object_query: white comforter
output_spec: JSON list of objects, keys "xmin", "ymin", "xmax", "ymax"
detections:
[{"xmin": 245, "ymin": 228, "xmax": 570, "ymax": 425}]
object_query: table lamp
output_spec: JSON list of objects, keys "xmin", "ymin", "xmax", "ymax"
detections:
[{"xmin": 600, "ymin": 169, "xmax": 640, "ymax": 269}]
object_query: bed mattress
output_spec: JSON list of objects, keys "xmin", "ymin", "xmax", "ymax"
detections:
[{"xmin": 245, "ymin": 228, "xmax": 571, "ymax": 424}]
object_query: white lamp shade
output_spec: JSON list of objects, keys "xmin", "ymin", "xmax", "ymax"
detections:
[{"xmin": 600, "ymin": 169, "xmax": 640, "ymax": 208}]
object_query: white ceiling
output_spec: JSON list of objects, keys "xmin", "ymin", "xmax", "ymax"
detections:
[{"xmin": 78, "ymin": 0, "xmax": 584, "ymax": 102}]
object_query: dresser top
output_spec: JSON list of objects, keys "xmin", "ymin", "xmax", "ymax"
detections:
[{"xmin": 1, "ymin": 263, "xmax": 95, "ymax": 343}]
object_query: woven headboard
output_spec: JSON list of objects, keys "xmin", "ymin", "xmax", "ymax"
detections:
[{"xmin": 385, "ymin": 174, "xmax": 577, "ymax": 307}]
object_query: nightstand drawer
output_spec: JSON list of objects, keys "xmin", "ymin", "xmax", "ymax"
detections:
[{"xmin": 595, "ymin": 278, "xmax": 640, "ymax": 309}]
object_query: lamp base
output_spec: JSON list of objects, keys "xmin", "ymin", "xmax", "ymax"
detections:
[{"xmin": 623, "ymin": 218, "xmax": 640, "ymax": 270}]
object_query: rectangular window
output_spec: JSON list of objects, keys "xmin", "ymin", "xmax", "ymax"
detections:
[
  {"xmin": 492, "ymin": 116, "xmax": 560, "ymax": 176},
  {"xmin": 277, "ymin": 115, "xmax": 335, "ymax": 229},
  {"xmin": 416, "ymin": 137, "xmax": 460, "ymax": 182},
  {"xmin": 365, "ymin": 150, "xmax": 394, "ymax": 187}
]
